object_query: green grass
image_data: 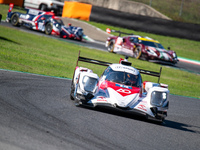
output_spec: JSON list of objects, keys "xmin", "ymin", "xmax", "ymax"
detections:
[{"xmin": 0, "ymin": 25, "xmax": 199, "ymax": 99}]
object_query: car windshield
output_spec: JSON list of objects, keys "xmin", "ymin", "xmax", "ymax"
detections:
[
  {"xmin": 129, "ymin": 37, "xmax": 139, "ymax": 43},
  {"xmin": 54, "ymin": 18, "xmax": 64, "ymax": 25},
  {"xmin": 103, "ymin": 67, "xmax": 142, "ymax": 87},
  {"xmin": 139, "ymin": 40, "xmax": 164, "ymax": 49},
  {"xmin": 43, "ymin": 15, "xmax": 53, "ymax": 19}
]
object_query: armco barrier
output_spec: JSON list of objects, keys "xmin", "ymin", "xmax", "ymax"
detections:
[{"xmin": 89, "ymin": 6, "xmax": 200, "ymax": 41}]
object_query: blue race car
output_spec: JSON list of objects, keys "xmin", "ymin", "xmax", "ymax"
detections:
[
  {"xmin": 60, "ymin": 23, "xmax": 83, "ymax": 41},
  {"xmin": 6, "ymin": 4, "xmax": 83, "ymax": 41}
]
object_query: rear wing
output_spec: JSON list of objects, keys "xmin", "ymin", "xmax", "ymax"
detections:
[
  {"xmin": 107, "ymin": 28, "xmax": 133, "ymax": 36},
  {"xmin": 26, "ymin": 8, "xmax": 44, "ymax": 15},
  {"xmin": 77, "ymin": 56, "xmax": 111, "ymax": 67},
  {"xmin": 75, "ymin": 51, "xmax": 162, "ymax": 83},
  {"xmin": 136, "ymin": 67, "xmax": 162, "ymax": 83},
  {"xmin": 8, "ymin": 3, "xmax": 43, "ymax": 15}
]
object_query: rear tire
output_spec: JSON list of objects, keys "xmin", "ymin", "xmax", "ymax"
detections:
[
  {"xmin": 11, "ymin": 13, "xmax": 20, "ymax": 26},
  {"xmin": 133, "ymin": 46, "xmax": 142, "ymax": 59},
  {"xmin": 78, "ymin": 36, "xmax": 82, "ymax": 41},
  {"xmin": 45, "ymin": 22, "xmax": 52, "ymax": 35},
  {"xmin": 108, "ymin": 40, "xmax": 115, "ymax": 53}
]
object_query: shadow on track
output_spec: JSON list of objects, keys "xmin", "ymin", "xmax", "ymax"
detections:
[
  {"xmin": 163, "ymin": 120, "xmax": 200, "ymax": 134},
  {"xmin": 77, "ymin": 105, "xmax": 161, "ymax": 124},
  {"xmin": 77, "ymin": 105, "xmax": 200, "ymax": 134}
]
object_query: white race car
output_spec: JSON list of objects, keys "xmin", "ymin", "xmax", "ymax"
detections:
[{"xmin": 70, "ymin": 53, "xmax": 169, "ymax": 123}]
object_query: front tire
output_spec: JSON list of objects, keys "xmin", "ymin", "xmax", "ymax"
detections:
[
  {"xmin": 78, "ymin": 36, "xmax": 82, "ymax": 41},
  {"xmin": 74, "ymin": 98, "xmax": 81, "ymax": 107},
  {"xmin": 70, "ymin": 83, "xmax": 75, "ymax": 100},
  {"xmin": 11, "ymin": 13, "xmax": 20, "ymax": 26},
  {"xmin": 45, "ymin": 23, "xmax": 53, "ymax": 35},
  {"xmin": 146, "ymin": 115, "xmax": 165, "ymax": 124}
]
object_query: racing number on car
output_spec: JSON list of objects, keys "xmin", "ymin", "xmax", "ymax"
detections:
[
  {"xmin": 20, "ymin": 14, "xmax": 26, "ymax": 19},
  {"xmin": 117, "ymin": 88, "xmax": 131, "ymax": 94},
  {"xmin": 116, "ymin": 38, "xmax": 123, "ymax": 45},
  {"xmin": 38, "ymin": 22, "xmax": 44, "ymax": 30}
]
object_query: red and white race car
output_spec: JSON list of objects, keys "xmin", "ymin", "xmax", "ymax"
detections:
[
  {"xmin": 105, "ymin": 29, "xmax": 178, "ymax": 65},
  {"xmin": 70, "ymin": 53, "xmax": 169, "ymax": 123}
]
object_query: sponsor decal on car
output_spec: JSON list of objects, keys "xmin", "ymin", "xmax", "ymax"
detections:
[
  {"xmin": 137, "ymin": 104, "xmax": 147, "ymax": 111},
  {"xmin": 115, "ymin": 83, "xmax": 132, "ymax": 89},
  {"xmin": 96, "ymin": 96, "xmax": 107, "ymax": 102}
]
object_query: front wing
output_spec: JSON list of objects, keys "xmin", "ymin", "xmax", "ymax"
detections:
[{"xmin": 81, "ymin": 94, "xmax": 167, "ymax": 121}]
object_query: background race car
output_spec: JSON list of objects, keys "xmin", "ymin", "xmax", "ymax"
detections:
[
  {"xmin": 106, "ymin": 29, "xmax": 178, "ymax": 65},
  {"xmin": 6, "ymin": 4, "xmax": 58, "ymax": 35},
  {"xmin": 60, "ymin": 24, "xmax": 83, "ymax": 41},
  {"xmin": 6, "ymin": 4, "xmax": 83, "ymax": 41},
  {"xmin": 137, "ymin": 36, "xmax": 178, "ymax": 65},
  {"xmin": 105, "ymin": 32, "xmax": 143, "ymax": 59}
]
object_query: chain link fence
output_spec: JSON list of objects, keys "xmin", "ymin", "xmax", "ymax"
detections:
[{"xmin": 130, "ymin": 0, "xmax": 200, "ymax": 24}]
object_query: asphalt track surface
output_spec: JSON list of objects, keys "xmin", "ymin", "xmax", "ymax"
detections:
[
  {"xmin": 0, "ymin": 69, "xmax": 200, "ymax": 150},
  {"xmin": 1, "ymin": 21, "xmax": 200, "ymax": 74}
]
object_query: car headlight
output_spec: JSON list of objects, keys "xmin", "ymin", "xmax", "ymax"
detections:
[
  {"xmin": 173, "ymin": 52, "xmax": 177, "ymax": 58},
  {"xmin": 147, "ymin": 48, "xmax": 157, "ymax": 56},
  {"xmin": 151, "ymin": 91, "xmax": 167, "ymax": 106},
  {"xmin": 82, "ymin": 76, "xmax": 98, "ymax": 92}
]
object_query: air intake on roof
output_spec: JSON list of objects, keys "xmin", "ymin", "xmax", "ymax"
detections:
[{"xmin": 121, "ymin": 61, "xmax": 132, "ymax": 66}]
